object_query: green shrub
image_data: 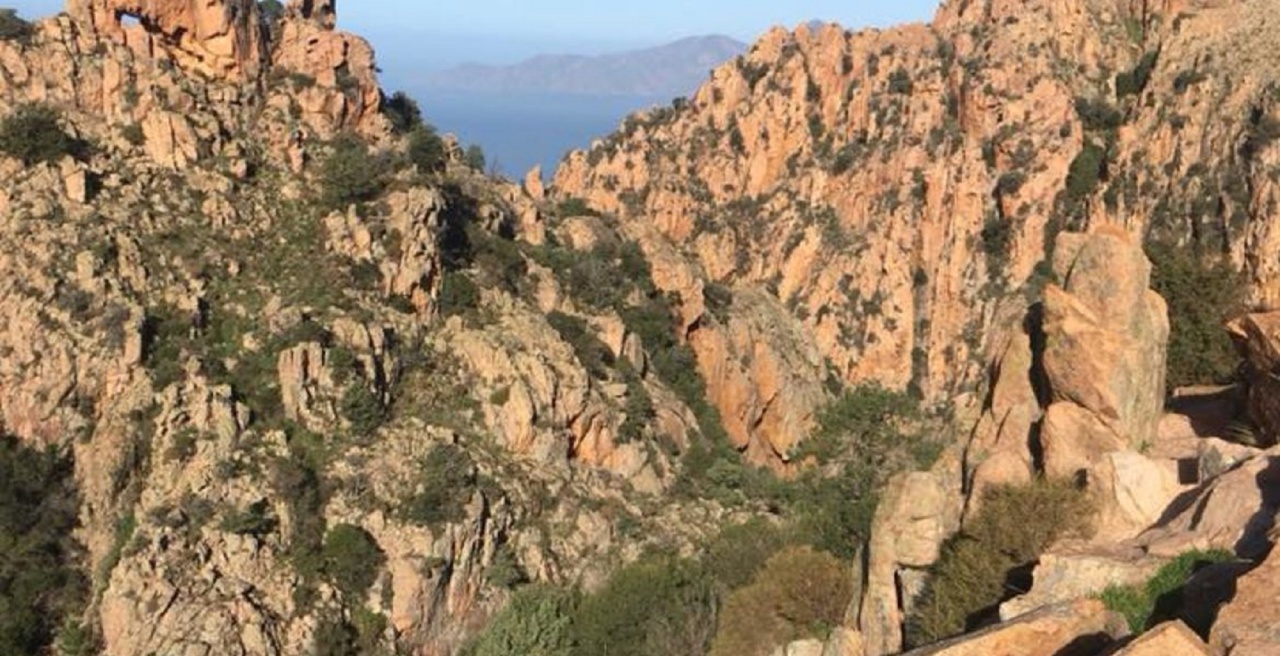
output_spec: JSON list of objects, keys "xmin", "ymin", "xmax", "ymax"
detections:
[
  {"xmin": 383, "ymin": 90, "xmax": 423, "ymax": 134},
  {"xmin": 1116, "ymin": 51, "xmax": 1159, "ymax": 98},
  {"xmin": 555, "ymin": 197, "xmax": 600, "ymax": 218},
  {"xmin": 438, "ymin": 271, "xmax": 481, "ymax": 318},
  {"xmin": 339, "ymin": 383, "xmax": 388, "ymax": 436},
  {"xmin": 0, "ymin": 435, "xmax": 85, "ymax": 656},
  {"xmin": 906, "ymin": 480, "xmax": 1094, "ymax": 647},
  {"xmin": 1063, "ymin": 141, "xmax": 1106, "ymax": 204},
  {"xmin": 1147, "ymin": 242, "xmax": 1246, "ymax": 390},
  {"xmin": 1074, "ymin": 97, "xmax": 1123, "ymax": 132},
  {"xmin": 408, "ymin": 125, "xmax": 447, "ymax": 173},
  {"xmin": 465, "ymin": 144, "xmax": 487, "ymax": 171},
  {"xmin": 220, "ymin": 500, "xmax": 278, "ymax": 537},
  {"xmin": 322, "ymin": 523, "xmax": 385, "ymax": 600},
  {"xmin": 402, "ymin": 444, "xmax": 476, "ymax": 528},
  {"xmin": 318, "ymin": 134, "xmax": 386, "ymax": 211},
  {"xmin": 1099, "ymin": 549, "xmax": 1233, "ymax": 633},
  {"xmin": 571, "ymin": 555, "xmax": 717, "ymax": 656},
  {"xmin": 0, "ymin": 8, "xmax": 33, "ymax": 42},
  {"xmin": 0, "ymin": 104, "xmax": 81, "ymax": 165},
  {"xmin": 888, "ymin": 68, "xmax": 913, "ymax": 94},
  {"xmin": 710, "ymin": 546, "xmax": 853, "ymax": 656},
  {"xmin": 462, "ymin": 585, "xmax": 578, "ymax": 656},
  {"xmin": 546, "ymin": 311, "xmax": 615, "ymax": 380},
  {"xmin": 703, "ymin": 519, "xmax": 791, "ymax": 590}
]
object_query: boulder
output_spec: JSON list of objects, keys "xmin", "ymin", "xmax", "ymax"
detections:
[
  {"xmin": 1137, "ymin": 453, "xmax": 1280, "ymax": 559},
  {"xmin": 902, "ymin": 599, "xmax": 1127, "ymax": 656},
  {"xmin": 859, "ymin": 465, "xmax": 962, "ymax": 655},
  {"xmin": 1113, "ymin": 621, "xmax": 1210, "ymax": 655},
  {"xmin": 1209, "ymin": 545, "xmax": 1280, "ymax": 656},
  {"xmin": 1039, "ymin": 230, "xmax": 1169, "ymax": 478},
  {"xmin": 1000, "ymin": 550, "xmax": 1160, "ymax": 620}
]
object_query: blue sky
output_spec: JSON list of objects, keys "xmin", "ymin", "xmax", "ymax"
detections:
[{"xmin": 8, "ymin": 1, "xmax": 940, "ymax": 75}]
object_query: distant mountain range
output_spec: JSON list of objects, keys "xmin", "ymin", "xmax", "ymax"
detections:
[{"xmin": 421, "ymin": 35, "xmax": 748, "ymax": 97}]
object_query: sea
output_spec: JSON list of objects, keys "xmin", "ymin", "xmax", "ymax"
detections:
[{"xmin": 413, "ymin": 89, "xmax": 669, "ymax": 181}]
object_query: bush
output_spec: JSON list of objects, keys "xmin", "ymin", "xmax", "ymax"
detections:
[
  {"xmin": 571, "ymin": 555, "xmax": 717, "ymax": 656},
  {"xmin": 547, "ymin": 311, "xmax": 614, "ymax": 380},
  {"xmin": 465, "ymin": 144, "xmax": 487, "ymax": 171},
  {"xmin": 0, "ymin": 104, "xmax": 81, "ymax": 165},
  {"xmin": 1063, "ymin": 141, "xmax": 1106, "ymax": 205},
  {"xmin": 438, "ymin": 271, "xmax": 481, "ymax": 318},
  {"xmin": 1099, "ymin": 549, "xmax": 1233, "ymax": 633},
  {"xmin": 906, "ymin": 480, "xmax": 1093, "ymax": 647},
  {"xmin": 555, "ymin": 197, "xmax": 600, "ymax": 218},
  {"xmin": 220, "ymin": 500, "xmax": 278, "ymax": 537},
  {"xmin": 383, "ymin": 90, "xmax": 423, "ymax": 134},
  {"xmin": 1074, "ymin": 97, "xmax": 1123, "ymax": 132},
  {"xmin": 408, "ymin": 125, "xmax": 447, "ymax": 173},
  {"xmin": 402, "ymin": 443, "xmax": 476, "ymax": 528},
  {"xmin": 462, "ymin": 585, "xmax": 578, "ymax": 656},
  {"xmin": 1116, "ymin": 51, "xmax": 1159, "ymax": 98},
  {"xmin": 1148, "ymin": 243, "xmax": 1246, "ymax": 390},
  {"xmin": 0, "ymin": 435, "xmax": 85, "ymax": 656},
  {"xmin": 339, "ymin": 383, "xmax": 388, "ymax": 436},
  {"xmin": 318, "ymin": 134, "xmax": 386, "ymax": 210},
  {"xmin": 322, "ymin": 523, "xmax": 385, "ymax": 600},
  {"xmin": 888, "ymin": 68, "xmax": 914, "ymax": 94},
  {"xmin": 710, "ymin": 546, "xmax": 853, "ymax": 656},
  {"xmin": 0, "ymin": 8, "xmax": 33, "ymax": 42}
]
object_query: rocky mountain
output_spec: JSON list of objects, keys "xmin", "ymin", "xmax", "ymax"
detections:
[
  {"xmin": 421, "ymin": 35, "xmax": 748, "ymax": 96},
  {"xmin": 2, "ymin": 0, "xmax": 1280, "ymax": 655}
]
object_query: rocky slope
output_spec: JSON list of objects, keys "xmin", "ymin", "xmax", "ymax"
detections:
[
  {"xmin": 552, "ymin": 0, "xmax": 1280, "ymax": 469},
  {"xmin": 4, "ymin": 0, "xmax": 1280, "ymax": 655}
]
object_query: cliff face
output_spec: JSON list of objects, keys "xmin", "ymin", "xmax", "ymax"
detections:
[{"xmin": 551, "ymin": 0, "xmax": 1280, "ymax": 467}]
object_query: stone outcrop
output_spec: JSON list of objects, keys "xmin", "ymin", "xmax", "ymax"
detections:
[
  {"xmin": 67, "ymin": 0, "xmax": 265, "ymax": 79},
  {"xmin": 1039, "ymin": 230, "xmax": 1169, "ymax": 479}
]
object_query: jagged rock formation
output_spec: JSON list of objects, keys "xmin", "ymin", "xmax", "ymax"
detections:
[
  {"xmin": 551, "ymin": 0, "xmax": 1280, "ymax": 469},
  {"xmin": 4, "ymin": 0, "xmax": 1280, "ymax": 653}
]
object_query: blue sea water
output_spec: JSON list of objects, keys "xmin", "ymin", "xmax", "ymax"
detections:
[{"xmin": 413, "ymin": 90, "xmax": 667, "ymax": 180}]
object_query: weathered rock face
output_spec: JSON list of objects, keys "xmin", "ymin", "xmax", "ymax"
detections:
[
  {"xmin": 1040, "ymin": 230, "xmax": 1169, "ymax": 478},
  {"xmin": 1228, "ymin": 311, "xmax": 1280, "ymax": 447}
]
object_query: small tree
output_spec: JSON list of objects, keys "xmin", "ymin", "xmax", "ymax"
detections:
[
  {"xmin": 318, "ymin": 134, "xmax": 386, "ymax": 210},
  {"xmin": 465, "ymin": 144, "xmax": 486, "ymax": 171},
  {"xmin": 383, "ymin": 90, "xmax": 423, "ymax": 134},
  {"xmin": 0, "ymin": 9, "xmax": 33, "ymax": 42},
  {"xmin": 322, "ymin": 524, "xmax": 385, "ymax": 600},
  {"xmin": 461, "ymin": 585, "xmax": 578, "ymax": 656},
  {"xmin": 0, "ymin": 104, "xmax": 80, "ymax": 165},
  {"xmin": 408, "ymin": 125, "xmax": 447, "ymax": 173}
]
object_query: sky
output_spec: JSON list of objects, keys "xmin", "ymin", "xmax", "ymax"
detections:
[{"xmin": 7, "ymin": 1, "xmax": 940, "ymax": 76}]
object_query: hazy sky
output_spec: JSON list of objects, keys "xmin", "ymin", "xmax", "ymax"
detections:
[{"xmin": 6, "ymin": 1, "xmax": 940, "ymax": 77}]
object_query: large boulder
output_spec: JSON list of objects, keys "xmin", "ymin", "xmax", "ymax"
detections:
[
  {"xmin": 858, "ymin": 465, "xmax": 963, "ymax": 655},
  {"xmin": 1040, "ymin": 230, "xmax": 1169, "ymax": 479},
  {"xmin": 902, "ymin": 599, "xmax": 1127, "ymax": 656}
]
